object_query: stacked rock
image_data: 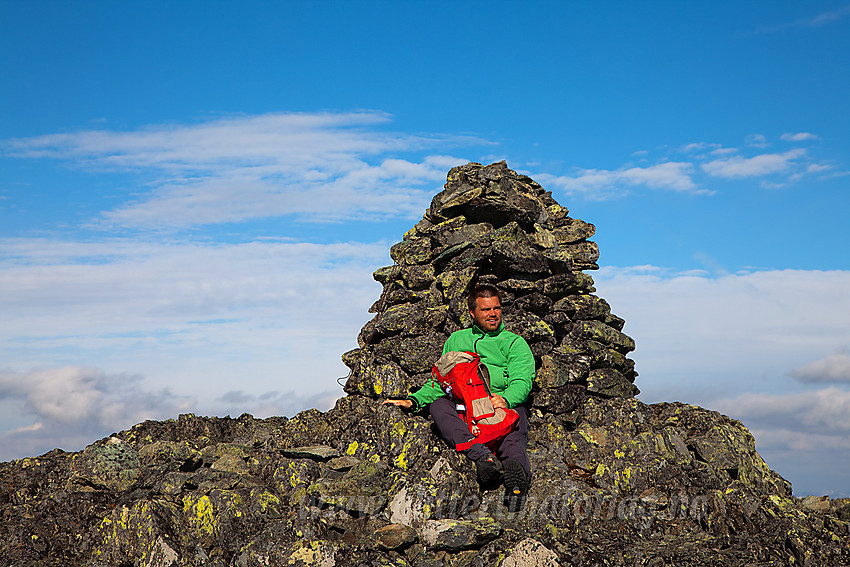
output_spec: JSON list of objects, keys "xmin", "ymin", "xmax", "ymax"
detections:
[{"xmin": 343, "ymin": 160, "xmax": 638, "ymax": 416}]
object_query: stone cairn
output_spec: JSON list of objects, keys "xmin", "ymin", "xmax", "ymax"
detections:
[{"xmin": 343, "ymin": 160, "xmax": 638, "ymax": 417}]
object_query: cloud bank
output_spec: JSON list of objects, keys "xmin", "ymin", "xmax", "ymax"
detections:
[
  {"xmin": 0, "ymin": 365, "xmax": 341, "ymax": 462},
  {"xmin": 532, "ymin": 133, "xmax": 829, "ymax": 199},
  {"xmin": 4, "ymin": 111, "xmax": 478, "ymax": 228},
  {"xmin": 791, "ymin": 351, "xmax": 850, "ymax": 383}
]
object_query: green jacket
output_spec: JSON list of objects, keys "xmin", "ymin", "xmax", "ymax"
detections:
[{"xmin": 410, "ymin": 322, "xmax": 535, "ymax": 410}]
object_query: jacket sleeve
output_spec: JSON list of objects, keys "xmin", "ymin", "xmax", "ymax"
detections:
[
  {"xmin": 409, "ymin": 334, "xmax": 458, "ymax": 408},
  {"xmin": 500, "ymin": 336, "xmax": 535, "ymax": 408},
  {"xmin": 409, "ymin": 378, "xmax": 444, "ymax": 409}
]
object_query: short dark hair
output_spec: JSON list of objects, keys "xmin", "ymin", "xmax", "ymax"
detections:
[{"xmin": 467, "ymin": 284, "xmax": 501, "ymax": 311}]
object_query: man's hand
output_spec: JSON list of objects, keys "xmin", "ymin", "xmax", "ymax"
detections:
[
  {"xmin": 490, "ymin": 395, "xmax": 507, "ymax": 409},
  {"xmin": 382, "ymin": 398, "xmax": 413, "ymax": 409}
]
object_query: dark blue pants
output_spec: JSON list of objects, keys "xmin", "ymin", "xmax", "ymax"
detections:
[{"xmin": 429, "ymin": 396, "xmax": 531, "ymax": 480}]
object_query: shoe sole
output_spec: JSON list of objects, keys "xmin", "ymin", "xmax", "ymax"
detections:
[{"xmin": 502, "ymin": 459, "xmax": 527, "ymax": 511}]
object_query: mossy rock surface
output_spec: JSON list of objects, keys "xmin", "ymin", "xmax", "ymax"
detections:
[
  {"xmin": 2, "ymin": 162, "xmax": 847, "ymax": 566},
  {"xmin": 2, "ymin": 397, "xmax": 848, "ymax": 566}
]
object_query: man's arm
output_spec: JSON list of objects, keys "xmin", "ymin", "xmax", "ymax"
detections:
[
  {"xmin": 385, "ymin": 330, "xmax": 463, "ymax": 410},
  {"xmin": 383, "ymin": 373, "xmax": 446, "ymax": 411},
  {"xmin": 500, "ymin": 336, "xmax": 535, "ymax": 408}
]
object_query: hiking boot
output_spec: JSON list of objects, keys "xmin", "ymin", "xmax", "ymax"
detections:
[
  {"xmin": 475, "ymin": 454, "xmax": 501, "ymax": 490},
  {"xmin": 502, "ymin": 458, "xmax": 528, "ymax": 512}
]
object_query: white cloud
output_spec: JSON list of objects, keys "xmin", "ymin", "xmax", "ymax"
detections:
[
  {"xmin": 758, "ymin": 5, "xmax": 850, "ymax": 33},
  {"xmin": 748, "ymin": 428, "xmax": 850, "ymax": 452},
  {"xmin": 0, "ymin": 366, "xmax": 190, "ymax": 425},
  {"xmin": 0, "ymin": 373, "xmax": 341, "ymax": 461},
  {"xmin": 701, "ymin": 149, "xmax": 806, "ymax": 178},
  {"xmin": 713, "ymin": 387, "xmax": 850, "ymax": 434},
  {"xmin": 781, "ymin": 132, "xmax": 819, "ymax": 142},
  {"xmin": 746, "ymin": 134, "xmax": 768, "ymax": 148},
  {"xmin": 9, "ymin": 422, "xmax": 44, "ymax": 434},
  {"xmin": 537, "ymin": 161, "xmax": 708, "ymax": 199},
  {"xmin": 806, "ymin": 163, "xmax": 832, "ymax": 174},
  {"xmin": 0, "ymin": 365, "xmax": 195, "ymax": 460},
  {"xmin": 7, "ymin": 111, "xmax": 399, "ymax": 166},
  {"xmin": 678, "ymin": 142, "xmax": 723, "ymax": 154},
  {"xmin": 1, "ymin": 366, "xmax": 105, "ymax": 423},
  {"xmin": 791, "ymin": 351, "xmax": 850, "ymax": 383},
  {"xmin": 535, "ymin": 133, "xmax": 833, "ymax": 201},
  {"xmin": 99, "ymin": 154, "xmax": 467, "ymax": 227},
  {"xmin": 0, "ymin": 362, "xmax": 343, "ymax": 461},
  {"xmin": 0, "ymin": 237, "xmax": 387, "ymax": 338},
  {"xmin": 806, "ymin": 5, "xmax": 850, "ymax": 26},
  {"xmin": 214, "ymin": 389, "xmax": 340, "ymax": 419},
  {"xmin": 3, "ymin": 112, "xmax": 483, "ymax": 229}
]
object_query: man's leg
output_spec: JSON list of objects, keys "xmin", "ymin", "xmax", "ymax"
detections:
[
  {"xmin": 429, "ymin": 397, "xmax": 491, "ymax": 462},
  {"xmin": 496, "ymin": 405, "xmax": 530, "ymax": 510},
  {"xmin": 495, "ymin": 405, "xmax": 530, "ymax": 479}
]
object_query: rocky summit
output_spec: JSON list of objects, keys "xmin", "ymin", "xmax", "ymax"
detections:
[{"xmin": 2, "ymin": 161, "xmax": 849, "ymax": 566}]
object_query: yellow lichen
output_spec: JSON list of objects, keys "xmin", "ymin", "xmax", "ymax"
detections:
[
  {"xmin": 394, "ymin": 441, "xmax": 411, "ymax": 470},
  {"xmin": 183, "ymin": 494, "xmax": 216, "ymax": 536},
  {"xmin": 254, "ymin": 490, "xmax": 281, "ymax": 514},
  {"xmin": 579, "ymin": 430, "xmax": 597, "ymax": 445},
  {"xmin": 346, "ymin": 441, "xmax": 359, "ymax": 456},
  {"xmin": 391, "ymin": 421, "xmax": 407, "ymax": 438}
]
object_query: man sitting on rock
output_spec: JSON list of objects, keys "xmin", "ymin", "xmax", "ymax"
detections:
[{"xmin": 384, "ymin": 284, "xmax": 535, "ymax": 510}]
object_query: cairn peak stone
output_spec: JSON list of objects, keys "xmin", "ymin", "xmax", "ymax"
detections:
[
  {"xmin": 429, "ymin": 161, "xmax": 550, "ymax": 230},
  {"xmin": 3, "ymin": 161, "xmax": 849, "ymax": 566}
]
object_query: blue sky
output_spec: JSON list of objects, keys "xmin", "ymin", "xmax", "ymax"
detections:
[{"xmin": 1, "ymin": 2, "xmax": 849, "ymax": 497}]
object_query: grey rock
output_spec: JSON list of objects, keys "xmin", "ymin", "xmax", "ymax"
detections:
[
  {"xmin": 419, "ymin": 518, "xmax": 502, "ymax": 550},
  {"xmin": 281, "ymin": 445, "xmax": 340, "ymax": 461},
  {"xmin": 502, "ymin": 538, "xmax": 559, "ymax": 567},
  {"xmin": 586, "ymin": 368, "xmax": 640, "ymax": 398},
  {"xmin": 307, "ymin": 461, "xmax": 388, "ymax": 516},
  {"xmin": 68, "ymin": 436, "xmax": 142, "ymax": 492},
  {"xmin": 373, "ymin": 523, "xmax": 418, "ymax": 550}
]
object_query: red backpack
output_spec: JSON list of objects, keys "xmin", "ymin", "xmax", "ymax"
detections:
[{"xmin": 432, "ymin": 351, "xmax": 519, "ymax": 451}]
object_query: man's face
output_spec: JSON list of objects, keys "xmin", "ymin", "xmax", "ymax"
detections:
[{"xmin": 470, "ymin": 295, "xmax": 502, "ymax": 332}]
